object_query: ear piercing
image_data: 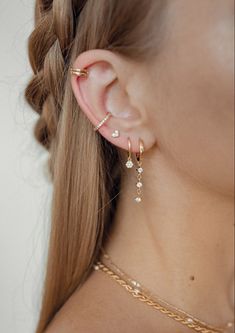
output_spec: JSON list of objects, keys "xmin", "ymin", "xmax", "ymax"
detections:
[
  {"xmin": 70, "ymin": 67, "xmax": 89, "ymax": 77},
  {"xmin": 126, "ymin": 137, "xmax": 134, "ymax": 168},
  {"xmin": 70, "ymin": 67, "xmax": 115, "ymax": 133},
  {"xmin": 125, "ymin": 137, "xmax": 144, "ymax": 203},
  {"xmin": 70, "ymin": 67, "xmax": 145, "ymax": 203},
  {"xmin": 112, "ymin": 130, "xmax": 120, "ymax": 138},
  {"xmin": 134, "ymin": 139, "xmax": 144, "ymax": 203},
  {"xmin": 93, "ymin": 112, "xmax": 112, "ymax": 131}
]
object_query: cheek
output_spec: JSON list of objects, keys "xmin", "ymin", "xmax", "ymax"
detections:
[{"xmin": 146, "ymin": 1, "xmax": 234, "ymax": 195}]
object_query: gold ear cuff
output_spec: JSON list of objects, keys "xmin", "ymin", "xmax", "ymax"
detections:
[
  {"xmin": 70, "ymin": 67, "xmax": 89, "ymax": 77},
  {"xmin": 70, "ymin": 67, "xmax": 112, "ymax": 131},
  {"xmin": 93, "ymin": 112, "xmax": 112, "ymax": 131}
]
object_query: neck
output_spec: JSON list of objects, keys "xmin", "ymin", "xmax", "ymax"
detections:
[{"xmin": 104, "ymin": 148, "xmax": 234, "ymax": 328}]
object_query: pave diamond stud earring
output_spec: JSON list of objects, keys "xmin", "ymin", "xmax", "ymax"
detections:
[{"xmin": 125, "ymin": 137, "xmax": 134, "ymax": 168}]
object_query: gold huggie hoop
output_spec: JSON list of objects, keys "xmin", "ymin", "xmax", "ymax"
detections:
[
  {"xmin": 125, "ymin": 137, "xmax": 134, "ymax": 168},
  {"xmin": 93, "ymin": 112, "xmax": 112, "ymax": 131},
  {"xmin": 70, "ymin": 67, "xmax": 89, "ymax": 77},
  {"xmin": 135, "ymin": 138, "xmax": 144, "ymax": 203},
  {"xmin": 138, "ymin": 139, "xmax": 144, "ymax": 157}
]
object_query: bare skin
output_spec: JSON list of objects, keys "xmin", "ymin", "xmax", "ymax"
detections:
[{"xmin": 45, "ymin": 0, "xmax": 234, "ymax": 332}]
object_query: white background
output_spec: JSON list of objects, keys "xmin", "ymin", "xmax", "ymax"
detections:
[{"xmin": 0, "ymin": 1, "xmax": 51, "ymax": 332}]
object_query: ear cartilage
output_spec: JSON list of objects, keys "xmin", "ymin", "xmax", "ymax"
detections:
[
  {"xmin": 93, "ymin": 112, "xmax": 112, "ymax": 131},
  {"xmin": 70, "ymin": 67, "xmax": 89, "ymax": 77}
]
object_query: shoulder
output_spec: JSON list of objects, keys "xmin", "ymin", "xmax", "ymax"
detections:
[
  {"xmin": 43, "ymin": 269, "xmax": 125, "ymax": 333},
  {"xmin": 44, "ymin": 267, "xmax": 163, "ymax": 333}
]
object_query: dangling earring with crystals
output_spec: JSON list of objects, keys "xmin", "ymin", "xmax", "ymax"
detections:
[
  {"xmin": 125, "ymin": 137, "xmax": 134, "ymax": 168},
  {"xmin": 134, "ymin": 138, "xmax": 144, "ymax": 203}
]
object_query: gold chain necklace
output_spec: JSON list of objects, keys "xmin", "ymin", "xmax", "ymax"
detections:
[{"xmin": 93, "ymin": 250, "xmax": 234, "ymax": 333}]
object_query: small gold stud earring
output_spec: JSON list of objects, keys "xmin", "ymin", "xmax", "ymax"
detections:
[
  {"xmin": 112, "ymin": 130, "xmax": 120, "ymax": 138},
  {"xmin": 125, "ymin": 137, "xmax": 134, "ymax": 168}
]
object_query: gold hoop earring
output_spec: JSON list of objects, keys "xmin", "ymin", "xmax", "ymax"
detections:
[
  {"xmin": 134, "ymin": 138, "xmax": 144, "ymax": 203},
  {"xmin": 70, "ymin": 67, "xmax": 89, "ymax": 77},
  {"xmin": 125, "ymin": 137, "xmax": 134, "ymax": 168}
]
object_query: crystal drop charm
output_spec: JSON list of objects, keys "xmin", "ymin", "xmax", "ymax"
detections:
[
  {"xmin": 126, "ymin": 159, "xmax": 134, "ymax": 168},
  {"xmin": 135, "ymin": 197, "xmax": 142, "ymax": 203}
]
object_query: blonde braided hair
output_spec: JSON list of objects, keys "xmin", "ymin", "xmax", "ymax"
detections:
[{"xmin": 25, "ymin": 0, "xmax": 164, "ymax": 332}]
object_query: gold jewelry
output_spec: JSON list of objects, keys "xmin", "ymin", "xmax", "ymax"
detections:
[
  {"xmin": 134, "ymin": 138, "xmax": 144, "ymax": 203},
  {"xmin": 111, "ymin": 129, "xmax": 120, "ymax": 138},
  {"xmin": 70, "ymin": 67, "xmax": 89, "ymax": 77},
  {"xmin": 70, "ymin": 67, "xmax": 112, "ymax": 131},
  {"xmin": 93, "ymin": 112, "xmax": 112, "ymax": 131},
  {"xmin": 93, "ymin": 252, "xmax": 234, "ymax": 333},
  {"xmin": 125, "ymin": 137, "xmax": 134, "ymax": 168}
]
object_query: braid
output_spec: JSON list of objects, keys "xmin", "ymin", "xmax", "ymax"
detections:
[
  {"xmin": 24, "ymin": 1, "xmax": 164, "ymax": 332},
  {"xmin": 25, "ymin": 0, "xmax": 86, "ymax": 150}
]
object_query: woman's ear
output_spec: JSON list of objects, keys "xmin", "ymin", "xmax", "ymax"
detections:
[{"xmin": 70, "ymin": 49, "xmax": 156, "ymax": 153}]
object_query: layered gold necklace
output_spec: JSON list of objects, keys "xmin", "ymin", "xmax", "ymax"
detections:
[{"xmin": 93, "ymin": 250, "xmax": 234, "ymax": 333}]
